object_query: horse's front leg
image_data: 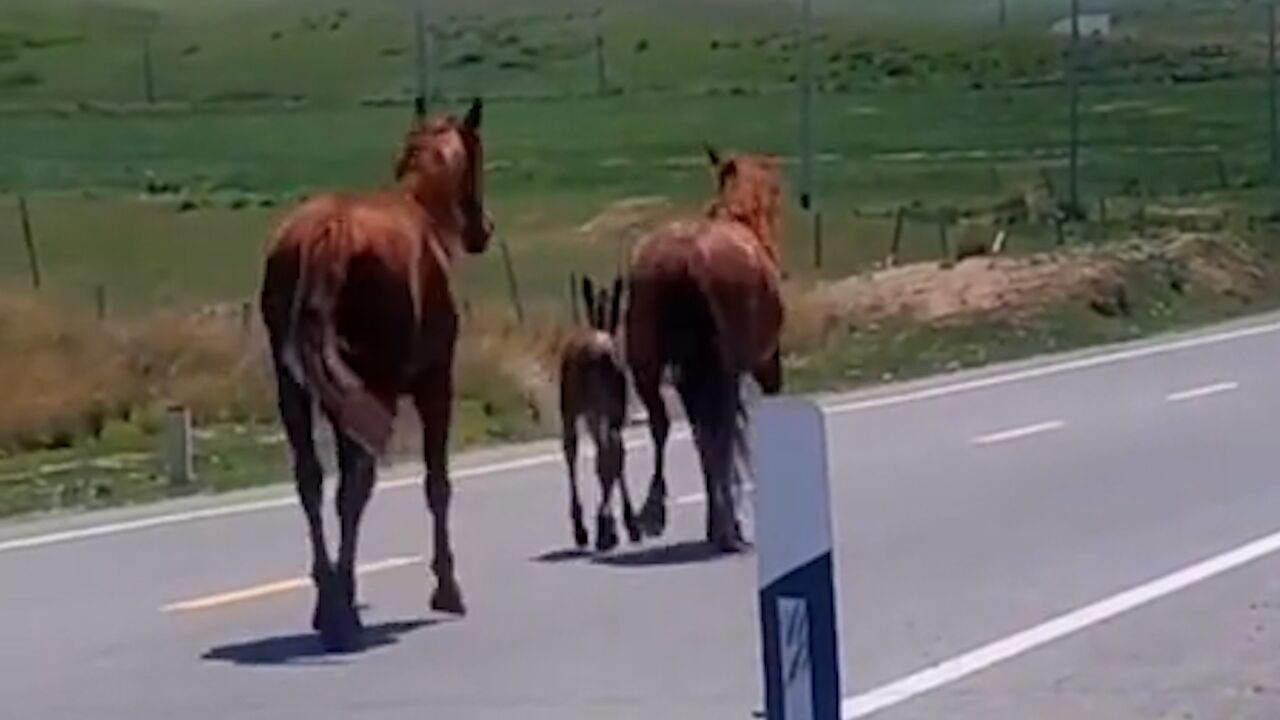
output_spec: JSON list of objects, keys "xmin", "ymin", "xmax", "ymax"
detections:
[{"xmin": 415, "ymin": 371, "xmax": 466, "ymax": 616}]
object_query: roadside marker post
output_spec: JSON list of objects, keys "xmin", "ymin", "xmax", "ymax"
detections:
[{"xmin": 753, "ymin": 397, "xmax": 842, "ymax": 720}]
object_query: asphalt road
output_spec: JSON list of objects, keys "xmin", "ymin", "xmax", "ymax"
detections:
[{"xmin": 5, "ymin": 313, "xmax": 1280, "ymax": 719}]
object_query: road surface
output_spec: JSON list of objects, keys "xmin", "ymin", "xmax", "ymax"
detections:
[{"xmin": 5, "ymin": 313, "xmax": 1280, "ymax": 719}]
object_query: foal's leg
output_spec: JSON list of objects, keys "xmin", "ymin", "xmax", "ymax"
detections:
[
  {"xmin": 633, "ymin": 368, "xmax": 670, "ymax": 537},
  {"xmin": 562, "ymin": 414, "xmax": 589, "ymax": 549},
  {"xmin": 592, "ymin": 422, "xmax": 622, "ymax": 552},
  {"xmin": 329, "ymin": 427, "xmax": 377, "ymax": 651},
  {"xmin": 612, "ymin": 425, "xmax": 642, "ymax": 545},
  {"xmin": 415, "ymin": 376, "xmax": 466, "ymax": 616},
  {"xmin": 272, "ymin": 362, "xmax": 331, "ymax": 634}
]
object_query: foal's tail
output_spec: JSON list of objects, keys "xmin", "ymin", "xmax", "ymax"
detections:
[{"xmin": 283, "ymin": 217, "xmax": 394, "ymax": 454}]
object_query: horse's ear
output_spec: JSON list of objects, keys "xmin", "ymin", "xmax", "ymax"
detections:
[
  {"xmin": 464, "ymin": 97, "xmax": 483, "ymax": 131},
  {"xmin": 581, "ymin": 276, "xmax": 596, "ymax": 327},
  {"xmin": 609, "ymin": 276, "xmax": 623, "ymax": 333},
  {"xmin": 704, "ymin": 143, "xmax": 722, "ymax": 169}
]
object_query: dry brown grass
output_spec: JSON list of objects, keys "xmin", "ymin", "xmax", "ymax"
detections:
[
  {"xmin": 0, "ymin": 288, "xmax": 576, "ymax": 457},
  {"xmin": 0, "ymin": 292, "xmax": 274, "ymax": 453}
]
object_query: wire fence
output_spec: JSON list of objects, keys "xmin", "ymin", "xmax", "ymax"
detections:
[{"xmin": 3, "ymin": 0, "xmax": 1280, "ymax": 312}]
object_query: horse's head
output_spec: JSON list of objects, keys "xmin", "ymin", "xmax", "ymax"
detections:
[
  {"xmin": 581, "ymin": 274, "xmax": 624, "ymax": 336},
  {"xmin": 396, "ymin": 97, "xmax": 493, "ymax": 255},
  {"xmin": 704, "ymin": 144, "xmax": 783, "ymax": 263}
]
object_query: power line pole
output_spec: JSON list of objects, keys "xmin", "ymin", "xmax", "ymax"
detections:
[
  {"xmin": 799, "ymin": 0, "xmax": 815, "ymax": 213},
  {"xmin": 593, "ymin": 8, "xmax": 608, "ymax": 95},
  {"xmin": 999, "ymin": 0, "xmax": 1008, "ymax": 28},
  {"xmin": 1067, "ymin": 0, "xmax": 1081, "ymax": 216},
  {"xmin": 1270, "ymin": 0, "xmax": 1278, "ymax": 177},
  {"xmin": 413, "ymin": 0, "xmax": 430, "ymax": 108},
  {"xmin": 142, "ymin": 27, "xmax": 156, "ymax": 104}
]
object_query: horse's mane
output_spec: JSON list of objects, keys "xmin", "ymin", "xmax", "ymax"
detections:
[
  {"xmin": 705, "ymin": 157, "xmax": 782, "ymax": 264},
  {"xmin": 395, "ymin": 116, "xmax": 469, "ymax": 182}
]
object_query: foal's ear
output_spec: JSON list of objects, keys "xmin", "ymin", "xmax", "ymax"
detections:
[
  {"xmin": 581, "ymin": 276, "xmax": 597, "ymax": 327},
  {"xmin": 609, "ymin": 276, "xmax": 624, "ymax": 333},
  {"xmin": 464, "ymin": 97, "xmax": 484, "ymax": 131}
]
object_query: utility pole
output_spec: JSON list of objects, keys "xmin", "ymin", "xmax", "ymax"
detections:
[
  {"xmin": 1067, "ymin": 0, "xmax": 1081, "ymax": 216},
  {"xmin": 799, "ymin": 0, "xmax": 821, "ymax": 259},
  {"xmin": 1270, "ymin": 0, "xmax": 1278, "ymax": 177},
  {"xmin": 413, "ymin": 0, "xmax": 430, "ymax": 109},
  {"xmin": 593, "ymin": 8, "xmax": 608, "ymax": 95},
  {"xmin": 999, "ymin": 0, "xmax": 1008, "ymax": 28},
  {"xmin": 799, "ymin": 0, "xmax": 815, "ymax": 212},
  {"xmin": 142, "ymin": 27, "xmax": 156, "ymax": 104}
]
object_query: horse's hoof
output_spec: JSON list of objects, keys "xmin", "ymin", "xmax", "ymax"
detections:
[
  {"xmin": 709, "ymin": 524, "xmax": 751, "ymax": 554},
  {"xmin": 638, "ymin": 498, "xmax": 667, "ymax": 538},
  {"xmin": 624, "ymin": 515, "xmax": 643, "ymax": 544},
  {"xmin": 318, "ymin": 608, "xmax": 364, "ymax": 654},
  {"xmin": 595, "ymin": 516, "xmax": 619, "ymax": 553},
  {"xmin": 573, "ymin": 523, "xmax": 590, "ymax": 549},
  {"xmin": 431, "ymin": 579, "xmax": 467, "ymax": 616}
]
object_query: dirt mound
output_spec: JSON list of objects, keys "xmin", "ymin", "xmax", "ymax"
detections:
[{"xmin": 788, "ymin": 232, "xmax": 1263, "ymax": 352}]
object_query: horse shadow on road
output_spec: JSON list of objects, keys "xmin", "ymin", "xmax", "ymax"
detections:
[
  {"xmin": 533, "ymin": 540, "xmax": 751, "ymax": 569},
  {"xmin": 202, "ymin": 619, "xmax": 440, "ymax": 667}
]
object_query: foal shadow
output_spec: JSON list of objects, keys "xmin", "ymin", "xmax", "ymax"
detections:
[
  {"xmin": 592, "ymin": 540, "xmax": 751, "ymax": 569},
  {"xmin": 202, "ymin": 619, "xmax": 440, "ymax": 667},
  {"xmin": 531, "ymin": 547, "xmax": 594, "ymax": 564}
]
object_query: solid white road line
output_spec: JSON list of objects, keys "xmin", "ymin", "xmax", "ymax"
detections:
[
  {"xmin": 161, "ymin": 555, "xmax": 423, "ymax": 612},
  {"xmin": 1166, "ymin": 381, "xmax": 1239, "ymax": 403},
  {"xmin": 826, "ymin": 320, "xmax": 1280, "ymax": 415},
  {"xmin": 842, "ymin": 527, "xmax": 1280, "ymax": 718},
  {"xmin": 3, "ymin": 317, "xmax": 1278, "ymax": 554},
  {"xmin": 972, "ymin": 421, "xmax": 1065, "ymax": 446}
]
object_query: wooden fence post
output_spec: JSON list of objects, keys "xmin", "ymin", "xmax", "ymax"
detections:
[
  {"xmin": 95, "ymin": 284, "xmax": 107, "ymax": 321},
  {"xmin": 887, "ymin": 206, "xmax": 905, "ymax": 267},
  {"xmin": 498, "ymin": 237, "xmax": 525, "ymax": 324},
  {"xmin": 938, "ymin": 217, "xmax": 952, "ymax": 262},
  {"xmin": 17, "ymin": 195, "xmax": 41, "ymax": 291},
  {"xmin": 812, "ymin": 211, "xmax": 824, "ymax": 270},
  {"xmin": 163, "ymin": 404, "xmax": 195, "ymax": 486}
]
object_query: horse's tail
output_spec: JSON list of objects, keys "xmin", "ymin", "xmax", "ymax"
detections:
[
  {"xmin": 283, "ymin": 216, "xmax": 394, "ymax": 454},
  {"xmin": 661, "ymin": 270, "xmax": 748, "ymax": 496}
]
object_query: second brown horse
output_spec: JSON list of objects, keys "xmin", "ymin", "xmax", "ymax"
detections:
[{"xmin": 625, "ymin": 146, "xmax": 784, "ymax": 552}]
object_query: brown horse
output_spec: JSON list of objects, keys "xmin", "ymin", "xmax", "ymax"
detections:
[
  {"xmin": 259, "ymin": 98, "xmax": 491, "ymax": 652},
  {"xmin": 558, "ymin": 276, "xmax": 641, "ymax": 552},
  {"xmin": 625, "ymin": 146, "xmax": 784, "ymax": 552}
]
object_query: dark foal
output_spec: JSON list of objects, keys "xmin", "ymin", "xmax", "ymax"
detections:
[{"xmin": 558, "ymin": 276, "xmax": 641, "ymax": 552}]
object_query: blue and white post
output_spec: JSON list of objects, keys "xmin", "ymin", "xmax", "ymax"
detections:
[{"xmin": 753, "ymin": 397, "xmax": 841, "ymax": 720}]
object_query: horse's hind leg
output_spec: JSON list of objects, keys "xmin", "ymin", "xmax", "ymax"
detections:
[
  {"xmin": 415, "ymin": 374, "xmax": 466, "ymax": 616},
  {"xmin": 633, "ymin": 368, "xmax": 670, "ymax": 537},
  {"xmin": 561, "ymin": 415, "xmax": 589, "ymax": 549},
  {"xmin": 272, "ymin": 359, "xmax": 332, "ymax": 636},
  {"xmin": 329, "ymin": 427, "xmax": 377, "ymax": 651}
]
